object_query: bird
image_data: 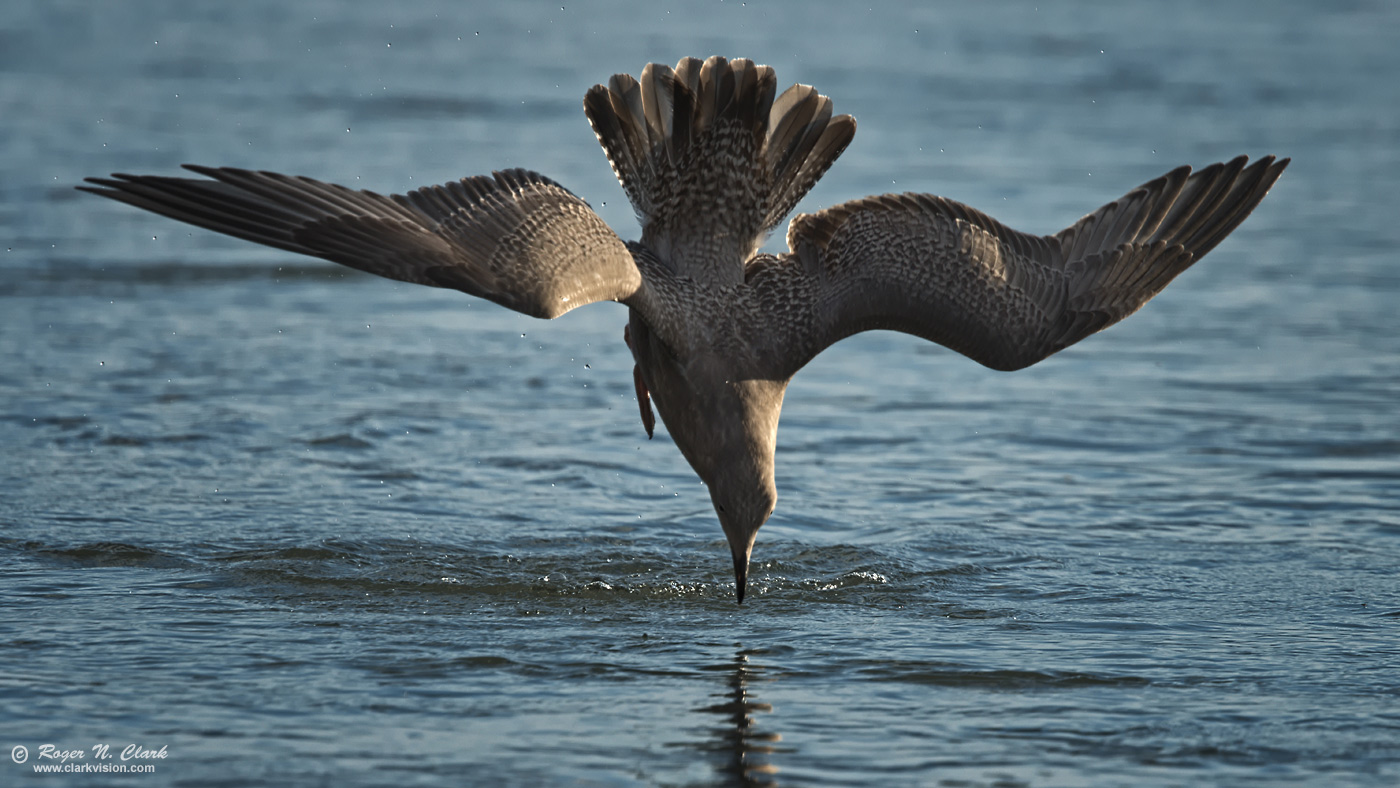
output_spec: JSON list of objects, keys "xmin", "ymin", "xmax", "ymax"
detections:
[{"xmin": 80, "ymin": 56, "xmax": 1289, "ymax": 603}]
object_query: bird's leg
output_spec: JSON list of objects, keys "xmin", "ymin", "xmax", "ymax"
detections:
[
  {"xmin": 632, "ymin": 366, "xmax": 656, "ymax": 439},
  {"xmin": 624, "ymin": 324, "xmax": 655, "ymax": 439}
]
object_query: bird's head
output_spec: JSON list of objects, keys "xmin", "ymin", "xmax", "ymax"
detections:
[
  {"xmin": 708, "ymin": 460, "xmax": 777, "ymax": 604},
  {"xmin": 626, "ymin": 315, "xmax": 786, "ymax": 603}
]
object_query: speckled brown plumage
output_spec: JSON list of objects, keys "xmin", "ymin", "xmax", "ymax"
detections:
[{"xmin": 79, "ymin": 56, "xmax": 1289, "ymax": 603}]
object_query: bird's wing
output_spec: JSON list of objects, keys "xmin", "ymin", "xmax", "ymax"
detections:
[
  {"xmin": 745, "ymin": 155, "xmax": 1289, "ymax": 377},
  {"xmin": 79, "ymin": 166, "xmax": 644, "ymax": 319}
]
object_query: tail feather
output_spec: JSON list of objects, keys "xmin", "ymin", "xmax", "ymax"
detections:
[
  {"xmin": 603, "ymin": 74, "xmax": 649, "ymax": 191},
  {"xmin": 765, "ymin": 90, "xmax": 850, "ymax": 233},
  {"xmin": 586, "ymin": 56, "xmax": 856, "ymax": 280},
  {"xmin": 767, "ymin": 86, "xmax": 822, "ymax": 177},
  {"xmin": 640, "ymin": 63, "xmax": 673, "ymax": 156},
  {"xmin": 696, "ymin": 56, "xmax": 737, "ymax": 127},
  {"xmin": 674, "ymin": 56, "xmax": 703, "ymax": 98}
]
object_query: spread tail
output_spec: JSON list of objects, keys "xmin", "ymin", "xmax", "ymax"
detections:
[{"xmin": 585, "ymin": 56, "xmax": 856, "ymax": 277}]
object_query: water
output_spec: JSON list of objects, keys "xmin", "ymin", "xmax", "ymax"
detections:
[{"xmin": 4, "ymin": 1, "xmax": 1399, "ymax": 785}]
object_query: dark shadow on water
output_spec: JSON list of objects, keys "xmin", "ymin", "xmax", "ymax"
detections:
[{"xmin": 693, "ymin": 648, "xmax": 783, "ymax": 787}]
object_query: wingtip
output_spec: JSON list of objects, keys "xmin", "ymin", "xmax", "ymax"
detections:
[{"xmin": 77, "ymin": 174, "xmax": 132, "ymax": 193}]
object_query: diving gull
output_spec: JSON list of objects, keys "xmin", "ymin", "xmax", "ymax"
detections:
[{"xmin": 80, "ymin": 56, "xmax": 1289, "ymax": 603}]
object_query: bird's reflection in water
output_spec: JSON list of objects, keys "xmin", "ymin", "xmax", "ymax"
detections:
[{"xmin": 695, "ymin": 648, "xmax": 783, "ymax": 786}]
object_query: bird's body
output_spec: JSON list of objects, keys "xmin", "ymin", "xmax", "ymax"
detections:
[{"xmin": 81, "ymin": 56, "xmax": 1289, "ymax": 602}]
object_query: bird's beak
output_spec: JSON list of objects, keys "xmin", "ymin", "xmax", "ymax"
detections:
[
  {"xmin": 726, "ymin": 530, "xmax": 757, "ymax": 604},
  {"xmin": 732, "ymin": 544, "xmax": 750, "ymax": 604}
]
